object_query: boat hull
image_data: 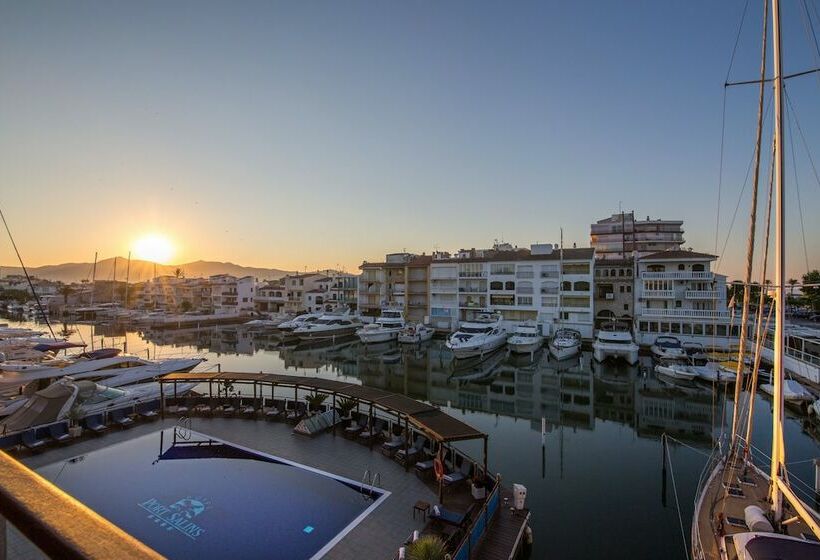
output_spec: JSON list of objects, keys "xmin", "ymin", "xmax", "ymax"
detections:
[
  {"xmin": 357, "ymin": 329, "xmax": 400, "ymax": 344},
  {"xmin": 549, "ymin": 342, "xmax": 580, "ymax": 361},
  {"xmin": 447, "ymin": 337, "xmax": 507, "ymax": 359},
  {"xmin": 593, "ymin": 343, "xmax": 639, "ymax": 366},
  {"xmin": 296, "ymin": 326, "xmax": 360, "ymax": 341},
  {"xmin": 398, "ymin": 331, "xmax": 434, "ymax": 344}
]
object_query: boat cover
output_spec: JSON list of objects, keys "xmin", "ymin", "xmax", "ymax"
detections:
[
  {"xmin": 0, "ymin": 381, "xmax": 75, "ymax": 433},
  {"xmin": 734, "ymin": 532, "xmax": 820, "ymax": 560}
]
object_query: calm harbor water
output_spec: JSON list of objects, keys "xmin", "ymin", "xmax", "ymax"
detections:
[{"xmin": 8, "ymin": 318, "xmax": 820, "ymax": 559}]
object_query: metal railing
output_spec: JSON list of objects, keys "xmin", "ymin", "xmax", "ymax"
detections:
[
  {"xmin": 685, "ymin": 290, "xmax": 720, "ymax": 299},
  {"xmin": 641, "ymin": 271, "xmax": 714, "ymax": 280},
  {"xmin": 450, "ymin": 477, "xmax": 501, "ymax": 560},
  {"xmin": 641, "ymin": 308, "xmax": 730, "ymax": 319},
  {"xmin": 643, "ymin": 290, "xmax": 675, "ymax": 299}
]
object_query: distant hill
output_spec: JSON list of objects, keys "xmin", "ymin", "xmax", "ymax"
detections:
[{"xmin": 0, "ymin": 258, "xmax": 293, "ymax": 283}]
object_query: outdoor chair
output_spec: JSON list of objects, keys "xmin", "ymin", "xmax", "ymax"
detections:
[
  {"xmin": 83, "ymin": 414, "xmax": 108, "ymax": 434},
  {"xmin": 21, "ymin": 429, "xmax": 47, "ymax": 450},
  {"xmin": 48, "ymin": 422, "xmax": 71, "ymax": 443},
  {"xmin": 110, "ymin": 408, "xmax": 134, "ymax": 428}
]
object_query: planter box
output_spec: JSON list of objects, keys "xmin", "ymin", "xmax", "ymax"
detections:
[{"xmin": 69, "ymin": 426, "xmax": 83, "ymax": 438}]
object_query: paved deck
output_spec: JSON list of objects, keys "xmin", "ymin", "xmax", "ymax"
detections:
[{"xmin": 18, "ymin": 418, "xmax": 444, "ymax": 560}]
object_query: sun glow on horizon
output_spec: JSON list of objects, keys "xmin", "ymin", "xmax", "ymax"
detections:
[{"xmin": 133, "ymin": 234, "xmax": 175, "ymax": 264}]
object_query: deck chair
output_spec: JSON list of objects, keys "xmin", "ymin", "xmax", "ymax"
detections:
[
  {"xmin": 344, "ymin": 414, "xmax": 367, "ymax": 438},
  {"xmin": 221, "ymin": 402, "xmax": 236, "ymax": 417},
  {"xmin": 21, "ymin": 429, "xmax": 47, "ymax": 450},
  {"xmin": 264, "ymin": 399, "xmax": 283, "ymax": 420},
  {"xmin": 285, "ymin": 402, "xmax": 306, "ymax": 423},
  {"xmin": 193, "ymin": 403, "xmax": 212, "ymax": 416},
  {"xmin": 395, "ymin": 436, "xmax": 427, "ymax": 465},
  {"xmin": 429, "ymin": 504, "xmax": 468, "ymax": 527},
  {"xmin": 110, "ymin": 408, "xmax": 134, "ymax": 428},
  {"xmin": 381, "ymin": 433, "xmax": 406, "ymax": 457},
  {"xmin": 137, "ymin": 401, "xmax": 159, "ymax": 419},
  {"xmin": 358, "ymin": 419, "xmax": 386, "ymax": 444},
  {"xmin": 442, "ymin": 459, "xmax": 473, "ymax": 487},
  {"xmin": 83, "ymin": 414, "xmax": 108, "ymax": 434},
  {"xmin": 48, "ymin": 422, "xmax": 71, "ymax": 443},
  {"xmin": 241, "ymin": 401, "xmax": 257, "ymax": 418}
]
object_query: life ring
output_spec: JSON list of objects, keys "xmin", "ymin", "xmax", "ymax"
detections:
[{"xmin": 434, "ymin": 457, "xmax": 445, "ymax": 480}]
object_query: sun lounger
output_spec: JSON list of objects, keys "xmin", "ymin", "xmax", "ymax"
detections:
[
  {"xmin": 442, "ymin": 459, "xmax": 472, "ymax": 487},
  {"xmin": 396, "ymin": 436, "xmax": 427, "ymax": 465},
  {"xmin": 415, "ymin": 459, "xmax": 435, "ymax": 479},
  {"xmin": 21, "ymin": 429, "xmax": 47, "ymax": 450},
  {"xmin": 193, "ymin": 403, "xmax": 212, "ymax": 416},
  {"xmin": 83, "ymin": 414, "xmax": 108, "ymax": 434},
  {"xmin": 429, "ymin": 505, "xmax": 467, "ymax": 527},
  {"xmin": 264, "ymin": 399, "xmax": 283, "ymax": 420},
  {"xmin": 110, "ymin": 408, "xmax": 134, "ymax": 428},
  {"xmin": 285, "ymin": 402, "xmax": 306, "ymax": 423},
  {"xmin": 358, "ymin": 419, "xmax": 386, "ymax": 444},
  {"xmin": 344, "ymin": 415, "xmax": 367, "ymax": 438},
  {"xmin": 221, "ymin": 403, "xmax": 236, "ymax": 417},
  {"xmin": 49, "ymin": 422, "xmax": 71, "ymax": 443},
  {"xmin": 241, "ymin": 403, "xmax": 257, "ymax": 418},
  {"xmin": 381, "ymin": 434, "xmax": 406, "ymax": 457},
  {"xmin": 726, "ymin": 516, "xmax": 747, "ymax": 528},
  {"xmin": 137, "ymin": 402, "xmax": 159, "ymax": 419}
]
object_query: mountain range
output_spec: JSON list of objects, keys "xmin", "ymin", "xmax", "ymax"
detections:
[{"xmin": 0, "ymin": 258, "xmax": 293, "ymax": 284}]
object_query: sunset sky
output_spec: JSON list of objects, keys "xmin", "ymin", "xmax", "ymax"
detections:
[{"xmin": 1, "ymin": 1, "xmax": 818, "ymax": 279}]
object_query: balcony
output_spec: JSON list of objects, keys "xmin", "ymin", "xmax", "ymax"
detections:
[
  {"xmin": 643, "ymin": 290, "xmax": 675, "ymax": 299},
  {"xmin": 516, "ymin": 271, "xmax": 534, "ymax": 279},
  {"xmin": 458, "ymin": 271, "xmax": 487, "ymax": 278},
  {"xmin": 685, "ymin": 290, "xmax": 721, "ymax": 299},
  {"xmin": 641, "ymin": 308, "xmax": 730, "ymax": 319},
  {"xmin": 459, "ymin": 287, "xmax": 486, "ymax": 293},
  {"xmin": 641, "ymin": 271, "xmax": 713, "ymax": 281}
]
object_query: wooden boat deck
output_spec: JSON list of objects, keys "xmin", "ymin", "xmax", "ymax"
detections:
[{"xmin": 474, "ymin": 487, "xmax": 530, "ymax": 560}]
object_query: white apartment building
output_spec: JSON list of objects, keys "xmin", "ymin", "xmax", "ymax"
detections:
[
  {"xmin": 591, "ymin": 212, "xmax": 684, "ymax": 260},
  {"xmin": 429, "ymin": 244, "xmax": 595, "ymax": 338},
  {"xmin": 255, "ymin": 281, "xmax": 286, "ymax": 314},
  {"xmin": 282, "ymin": 271, "xmax": 357, "ymax": 314},
  {"xmin": 634, "ymin": 250, "xmax": 736, "ymax": 349},
  {"xmin": 210, "ymin": 274, "xmax": 256, "ymax": 315}
]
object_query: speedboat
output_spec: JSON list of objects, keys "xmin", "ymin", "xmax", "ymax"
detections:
[
  {"xmin": 760, "ymin": 379, "xmax": 814, "ymax": 403},
  {"xmin": 683, "ymin": 342, "xmax": 708, "ymax": 364},
  {"xmin": 655, "ymin": 362, "xmax": 699, "ymax": 381},
  {"xmin": 0, "ymin": 377, "xmax": 196, "ymax": 434},
  {"xmin": 445, "ymin": 313, "xmax": 509, "ymax": 359},
  {"xmin": 507, "ymin": 323, "xmax": 544, "ymax": 354},
  {"xmin": 397, "ymin": 323, "xmax": 435, "ymax": 344},
  {"xmin": 692, "ymin": 362, "xmax": 737, "ymax": 383},
  {"xmin": 356, "ymin": 308, "xmax": 405, "ymax": 344},
  {"xmin": 549, "ymin": 328, "xmax": 582, "ymax": 360},
  {"xmin": 277, "ymin": 312, "xmax": 322, "ymax": 332},
  {"xmin": 592, "ymin": 325, "xmax": 639, "ymax": 366},
  {"xmin": 651, "ymin": 336, "xmax": 687, "ymax": 360},
  {"xmin": 294, "ymin": 311, "xmax": 362, "ymax": 341}
]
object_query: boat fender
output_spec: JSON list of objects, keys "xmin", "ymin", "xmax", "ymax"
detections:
[
  {"xmin": 525, "ymin": 525, "xmax": 533, "ymax": 544},
  {"xmin": 434, "ymin": 457, "xmax": 445, "ymax": 481}
]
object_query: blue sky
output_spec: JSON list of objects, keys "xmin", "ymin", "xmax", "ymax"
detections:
[{"xmin": 0, "ymin": 1, "xmax": 817, "ymax": 279}]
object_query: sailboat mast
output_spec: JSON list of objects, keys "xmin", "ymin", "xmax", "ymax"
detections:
[
  {"xmin": 558, "ymin": 228, "xmax": 564, "ymax": 330},
  {"xmin": 124, "ymin": 251, "xmax": 131, "ymax": 310},
  {"xmin": 90, "ymin": 251, "xmax": 98, "ymax": 306},
  {"xmin": 112, "ymin": 256, "xmax": 118, "ymax": 304},
  {"xmin": 770, "ymin": 0, "xmax": 786, "ymax": 522}
]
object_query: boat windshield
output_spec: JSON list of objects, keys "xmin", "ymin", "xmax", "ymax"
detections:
[
  {"xmin": 81, "ymin": 386, "xmax": 127, "ymax": 405},
  {"xmin": 460, "ymin": 326, "xmax": 493, "ymax": 334},
  {"xmin": 382, "ymin": 311, "xmax": 402, "ymax": 319}
]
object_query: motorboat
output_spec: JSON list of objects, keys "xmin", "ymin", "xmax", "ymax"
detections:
[
  {"xmin": 683, "ymin": 342, "xmax": 708, "ymax": 364},
  {"xmin": 549, "ymin": 328, "xmax": 582, "ymax": 361},
  {"xmin": 0, "ymin": 377, "xmax": 196, "ymax": 434},
  {"xmin": 655, "ymin": 362, "xmax": 699, "ymax": 381},
  {"xmin": 592, "ymin": 325, "xmax": 639, "ymax": 366},
  {"xmin": 445, "ymin": 313, "xmax": 509, "ymax": 359},
  {"xmin": 356, "ymin": 308, "xmax": 405, "ymax": 344},
  {"xmin": 650, "ymin": 336, "xmax": 687, "ymax": 360},
  {"xmin": 397, "ymin": 323, "xmax": 435, "ymax": 344},
  {"xmin": 507, "ymin": 322, "xmax": 544, "ymax": 354},
  {"xmin": 293, "ymin": 311, "xmax": 362, "ymax": 341},
  {"xmin": 760, "ymin": 379, "xmax": 814, "ymax": 403},
  {"xmin": 277, "ymin": 312, "xmax": 322, "ymax": 332},
  {"xmin": 692, "ymin": 362, "xmax": 737, "ymax": 383}
]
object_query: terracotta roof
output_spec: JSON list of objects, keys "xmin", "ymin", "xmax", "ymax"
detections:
[{"xmin": 640, "ymin": 250, "xmax": 717, "ymax": 261}]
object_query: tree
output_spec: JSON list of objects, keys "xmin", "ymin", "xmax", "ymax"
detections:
[
  {"xmin": 174, "ymin": 268, "xmax": 185, "ymax": 279},
  {"xmin": 802, "ymin": 270, "xmax": 820, "ymax": 311},
  {"xmin": 407, "ymin": 535, "xmax": 448, "ymax": 560},
  {"xmin": 788, "ymin": 278, "xmax": 798, "ymax": 297},
  {"xmin": 58, "ymin": 283, "xmax": 74, "ymax": 305}
]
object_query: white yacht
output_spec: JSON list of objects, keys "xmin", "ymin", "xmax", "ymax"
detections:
[
  {"xmin": 0, "ymin": 377, "xmax": 196, "ymax": 434},
  {"xmin": 650, "ymin": 335, "xmax": 687, "ymax": 360},
  {"xmin": 507, "ymin": 322, "xmax": 544, "ymax": 354},
  {"xmin": 294, "ymin": 311, "xmax": 362, "ymax": 341},
  {"xmin": 549, "ymin": 328, "xmax": 582, "ymax": 361},
  {"xmin": 397, "ymin": 323, "xmax": 435, "ymax": 344},
  {"xmin": 356, "ymin": 308, "xmax": 405, "ymax": 344},
  {"xmin": 592, "ymin": 325, "xmax": 639, "ymax": 366},
  {"xmin": 445, "ymin": 313, "xmax": 509, "ymax": 359},
  {"xmin": 654, "ymin": 362, "xmax": 699, "ymax": 381},
  {"xmin": 760, "ymin": 379, "xmax": 814, "ymax": 404},
  {"xmin": 277, "ymin": 312, "xmax": 323, "ymax": 332}
]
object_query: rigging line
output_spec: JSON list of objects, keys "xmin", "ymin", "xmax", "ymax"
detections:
[
  {"xmin": 783, "ymin": 88, "xmax": 820, "ymax": 194},
  {"xmin": 785, "ymin": 94, "xmax": 811, "ymax": 273},
  {"xmin": 0, "ymin": 205, "xmax": 56, "ymax": 339},
  {"xmin": 664, "ymin": 435, "xmax": 713, "ymax": 458},
  {"xmin": 715, "ymin": 93, "xmax": 773, "ymax": 272},
  {"xmin": 724, "ymin": 66, "xmax": 820, "ymax": 86},
  {"xmin": 726, "ymin": 0, "xmax": 752, "ymax": 83},
  {"xmin": 799, "ymin": 0, "xmax": 820, "ymax": 91},
  {"xmin": 663, "ymin": 436, "xmax": 689, "ymax": 559}
]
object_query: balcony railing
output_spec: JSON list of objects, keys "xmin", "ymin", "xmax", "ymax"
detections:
[
  {"xmin": 643, "ymin": 290, "xmax": 675, "ymax": 299},
  {"xmin": 516, "ymin": 271, "xmax": 534, "ymax": 279},
  {"xmin": 641, "ymin": 271, "xmax": 714, "ymax": 280},
  {"xmin": 459, "ymin": 272, "xmax": 487, "ymax": 278},
  {"xmin": 685, "ymin": 290, "xmax": 720, "ymax": 299},
  {"xmin": 641, "ymin": 308, "xmax": 730, "ymax": 319},
  {"xmin": 459, "ymin": 287, "xmax": 485, "ymax": 293}
]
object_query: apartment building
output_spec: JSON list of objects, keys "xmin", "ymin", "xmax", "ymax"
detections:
[
  {"xmin": 255, "ymin": 280, "xmax": 286, "ymax": 314},
  {"xmin": 139, "ymin": 276, "xmax": 211, "ymax": 311},
  {"xmin": 326, "ymin": 274, "xmax": 359, "ymax": 311},
  {"xmin": 591, "ymin": 212, "xmax": 684, "ymax": 260},
  {"xmin": 634, "ymin": 250, "xmax": 735, "ymax": 349},
  {"xmin": 358, "ymin": 253, "xmax": 431, "ymax": 322},
  {"xmin": 593, "ymin": 259, "xmax": 635, "ymax": 329},
  {"xmin": 210, "ymin": 274, "xmax": 256, "ymax": 315},
  {"xmin": 428, "ymin": 244, "xmax": 595, "ymax": 338}
]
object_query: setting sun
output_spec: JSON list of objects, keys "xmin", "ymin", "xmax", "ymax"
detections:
[{"xmin": 133, "ymin": 234, "xmax": 175, "ymax": 264}]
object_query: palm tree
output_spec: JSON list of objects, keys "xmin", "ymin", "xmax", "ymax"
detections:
[
  {"xmin": 174, "ymin": 268, "xmax": 185, "ymax": 279},
  {"xmin": 788, "ymin": 278, "xmax": 797, "ymax": 297},
  {"xmin": 406, "ymin": 535, "xmax": 448, "ymax": 560},
  {"xmin": 58, "ymin": 283, "xmax": 74, "ymax": 305}
]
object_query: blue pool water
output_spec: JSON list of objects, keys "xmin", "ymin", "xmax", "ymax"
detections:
[{"xmin": 37, "ymin": 429, "xmax": 385, "ymax": 559}]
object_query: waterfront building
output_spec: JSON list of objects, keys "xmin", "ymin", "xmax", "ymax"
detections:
[
  {"xmin": 255, "ymin": 280, "xmax": 286, "ymax": 314},
  {"xmin": 590, "ymin": 212, "xmax": 684, "ymax": 260},
  {"xmin": 428, "ymin": 243, "xmax": 595, "ymax": 338},
  {"xmin": 282, "ymin": 272, "xmax": 327, "ymax": 314},
  {"xmin": 210, "ymin": 274, "xmax": 256, "ymax": 315},
  {"xmin": 326, "ymin": 273, "xmax": 359, "ymax": 311},
  {"xmin": 634, "ymin": 250, "xmax": 736, "ymax": 349},
  {"xmin": 358, "ymin": 253, "xmax": 432, "ymax": 323},
  {"xmin": 593, "ymin": 258, "xmax": 635, "ymax": 329}
]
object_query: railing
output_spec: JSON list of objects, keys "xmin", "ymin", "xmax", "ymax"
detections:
[
  {"xmin": 685, "ymin": 290, "xmax": 720, "ymax": 299},
  {"xmin": 451, "ymin": 478, "xmax": 501, "ymax": 560},
  {"xmin": 643, "ymin": 290, "xmax": 675, "ymax": 299},
  {"xmin": 641, "ymin": 308, "xmax": 730, "ymax": 319},
  {"xmin": 515, "ymin": 287, "xmax": 534, "ymax": 295},
  {"xmin": 641, "ymin": 271, "xmax": 714, "ymax": 280},
  {"xmin": 459, "ymin": 272, "xmax": 487, "ymax": 278},
  {"xmin": 459, "ymin": 287, "xmax": 485, "ymax": 293},
  {"xmin": 515, "ymin": 272, "xmax": 534, "ymax": 279}
]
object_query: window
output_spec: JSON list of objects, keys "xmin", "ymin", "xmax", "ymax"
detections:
[
  {"xmin": 596, "ymin": 269, "xmax": 602, "ymax": 277},
  {"xmin": 619, "ymin": 269, "xmax": 625, "ymax": 277},
  {"xmin": 490, "ymin": 294, "xmax": 515, "ymax": 306},
  {"xmin": 562, "ymin": 281, "xmax": 572, "ymax": 291},
  {"xmin": 647, "ymin": 265, "xmax": 665, "ymax": 272},
  {"xmin": 675, "ymin": 300, "xmax": 682, "ymax": 308},
  {"xmin": 692, "ymin": 264, "xmax": 705, "ymax": 272},
  {"xmin": 562, "ymin": 296, "xmax": 590, "ymax": 308},
  {"xmin": 716, "ymin": 325, "xmax": 727, "ymax": 337},
  {"xmin": 490, "ymin": 264, "xmax": 514, "ymax": 275},
  {"xmin": 626, "ymin": 285, "xmax": 631, "ymax": 293},
  {"xmin": 505, "ymin": 281, "xmax": 515, "ymax": 290},
  {"xmin": 693, "ymin": 323, "xmax": 703, "ymax": 335},
  {"xmin": 649, "ymin": 322, "xmax": 658, "ymax": 333},
  {"xmin": 541, "ymin": 296, "xmax": 558, "ymax": 307},
  {"xmin": 562, "ymin": 263, "xmax": 590, "ymax": 275},
  {"xmin": 623, "ymin": 304, "xmax": 629, "ymax": 311},
  {"xmin": 517, "ymin": 296, "xmax": 533, "ymax": 306},
  {"xmin": 639, "ymin": 321, "xmax": 648, "ymax": 332},
  {"xmin": 573, "ymin": 281, "xmax": 590, "ymax": 291},
  {"xmin": 619, "ymin": 285, "xmax": 625, "ymax": 293},
  {"xmin": 626, "ymin": 269, "xmax": 632, "ymax": 277},
  {"xmin": 490, "ymin": 281, "xmax": 503, "ymax": 290},
  {"xmin": 682, "ymin": 323, "xmax": 692, "ymax": 335},
  {"xmin": 671, "ymin": 323, "xmax": 680, "ymax": 334},
  {"xmin": 678, "ymin": 264, "xmax": 685, "ymax": 271},
  {"xmin": 705, "ymin": 324, "xmax": 714, "ymax": 336}
]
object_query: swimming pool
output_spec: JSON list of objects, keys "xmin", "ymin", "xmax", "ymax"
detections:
[{"xmin": 37, "ymin": 428, "xmax": 389, "ymax": 559}]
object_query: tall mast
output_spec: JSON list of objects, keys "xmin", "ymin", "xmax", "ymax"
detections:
[
  {"xmin": 124, "ymin": 251, "xmax": 131, "ymax": 310},
  {"xmin": 90, "ymin": 252, "xmax": 98, "ymax": 306},
  {"xmin": 558, "ymin": 228, "xmax": 564, "ymax": 330},
  {"xmin": 112, "ymin": 256, "xmax": 118, "ymax": 304},
  {"xmin": 769, "ymin": 0, "xmax": 786, "ymax": 522}
]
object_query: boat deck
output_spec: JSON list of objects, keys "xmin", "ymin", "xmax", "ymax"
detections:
[{"xmin": 694, "ymin": 453, "xmax": 820, "ymax": 559}]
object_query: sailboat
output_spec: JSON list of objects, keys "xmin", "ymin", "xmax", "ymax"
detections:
[
  {"xmin": 691, "ymin": 1, "xmax": 820, "ymax": 557},
  {"xmin": 549, "ymin": 229, "xmax": 582, "ymax": 361}
]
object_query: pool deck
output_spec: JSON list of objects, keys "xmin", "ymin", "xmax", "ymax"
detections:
[{"xmin": 19, "ymin": 418, "xmax": 441, "ymax": 560}]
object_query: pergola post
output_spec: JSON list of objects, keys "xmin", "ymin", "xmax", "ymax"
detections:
[
  {"xmin": 483, "ymin": 436, "xmax": 488, "ymax": 479},
  {"xmin": 332, "ymin": 393, "xmax": 337, "ymax": 436},
  {"xmin": 403, "ymin": 416, "xmax": 409, "ymax": 472},
  {"xmin": 159, "ymin": 379, "xmax": 166, "ymax": 420}
]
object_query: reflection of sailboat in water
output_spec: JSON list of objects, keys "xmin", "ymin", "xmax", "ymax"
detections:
[{"xmin": 692, "ymin": 1, "xmax": 820, "ymax": 556}]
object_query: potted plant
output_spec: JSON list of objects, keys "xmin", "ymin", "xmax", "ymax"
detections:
[
  {"xmin": 67, "ymin": 408, "xmax": 83, "ymax": 438},
  {"xmin": 470, "ymin": 468, "xmax": 488, "ymax": 500},
  {"xmin": 406, "ymin": 535, "xmax": 448, "ymax": 560},
  {"xmin": 303, "ymin": 392, "xmax": 328, "ymax": 416},
  {"xmin": 336, "ymin": 397, "xmax": 358, "ymax": 426}
]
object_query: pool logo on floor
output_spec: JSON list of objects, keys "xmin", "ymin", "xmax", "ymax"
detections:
[{"xmin": 138, "ymin": 496, "xmax": 209, "ymax": 540}]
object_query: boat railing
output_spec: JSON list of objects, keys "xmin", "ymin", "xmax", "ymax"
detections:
[{"xmin": 449, "ymin": 475, "xmax": 502, "ymax": 560}]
